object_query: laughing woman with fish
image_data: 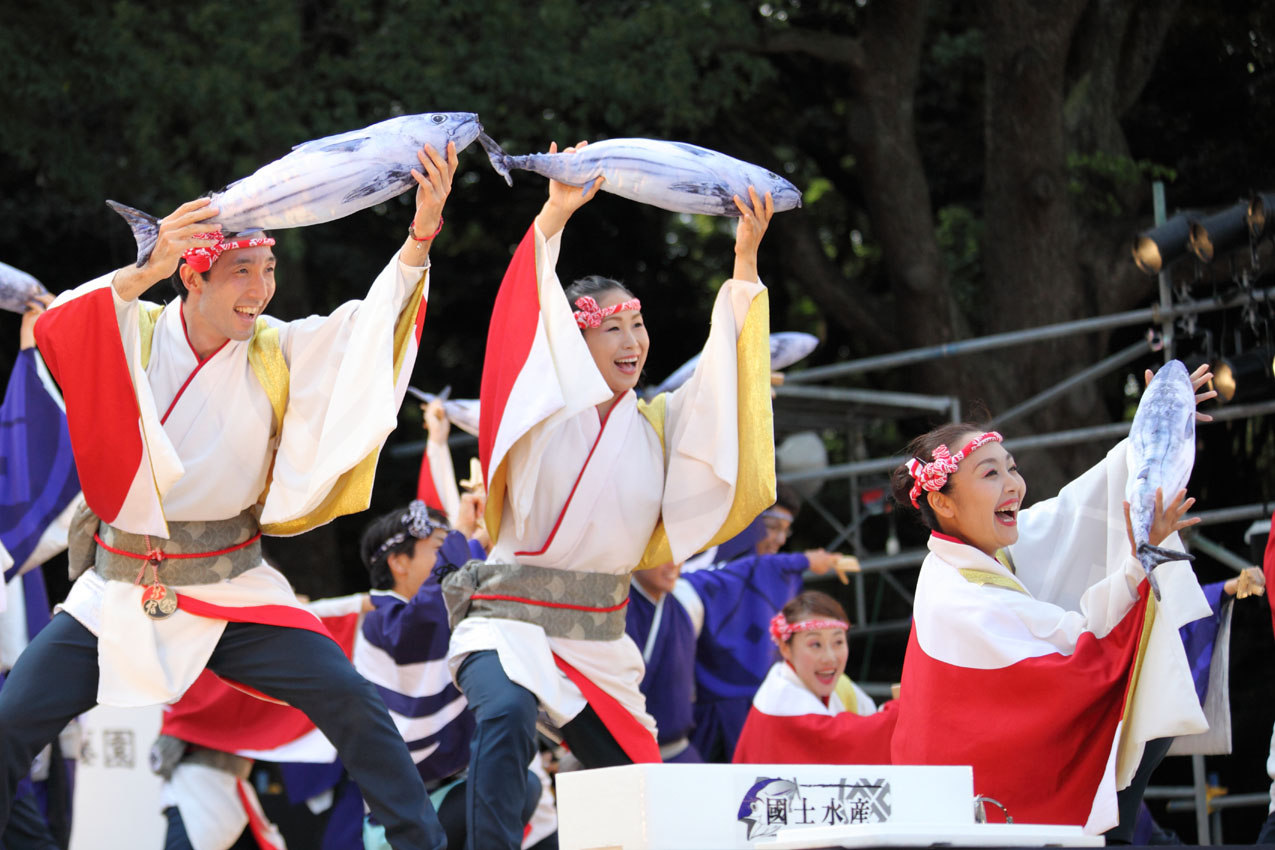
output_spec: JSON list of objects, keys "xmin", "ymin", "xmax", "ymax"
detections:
[
  {"xmin": 1, "ymin": 140, "xmax": 463, "ymax": 850},
  {"xmin": 889, "ymin": 362, "xmax": 1217, "ymax": 835},
  {"xmin": 442, "ymin": 141, "xmax": 777, "ymax": 850}
]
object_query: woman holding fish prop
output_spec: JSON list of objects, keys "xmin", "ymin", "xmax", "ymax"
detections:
[
  {"xmin": 442, "ymin": 141, "xmax": 778, "ymax": 849},
  {"xmin": 1, "ymin": 137, "xmax": 463, "ymax": 849},
  {"xmin": 889, "ymin": 360, "xmax": 1217, "ymax": 835}
]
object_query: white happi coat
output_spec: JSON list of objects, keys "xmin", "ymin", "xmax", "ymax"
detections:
[
  {"xmin": 45, "ymin": 255, "xmax": 428, "ymax": 706},
  {"xmin": 447, "ymin": 223, "xmax": 771, "ymax": 731}
]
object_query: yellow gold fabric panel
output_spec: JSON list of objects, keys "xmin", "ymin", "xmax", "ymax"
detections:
[
  {"xmin": 994, "ymin": 548, "xmax": 1017, "ymax": 574},
  {"xmin": 138, "ymin": 305, "xmax": 165, "ymax": 370},
  {"xmin": 634, "ymin": 291, "xmax": 776, "ymax": 571},
  {"xmin": 261, "ymin": 272, "xmax": 427, "ymax": 537},
  {"xmin": 1115, "ymin": 593, "xmax": 1158, "ymax": 779},
  {"xmin": 247, "ymin": 319, "xmax": 290, "ymax": 437},
  {"xmin": 835, "ymin": 674, "xmax": 860, "ymax": 714},
  {"xmin": 956, "ymin": 568, "xmax": 1028, "ymax": 594}
]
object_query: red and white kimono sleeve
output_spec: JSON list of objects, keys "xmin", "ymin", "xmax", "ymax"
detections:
[
  {"xmin": 417, "ymin": 436, "xmax": 461, "ymax": 526},
  {"xmin": 1007, "ymin": 439, "xmax": 1210, "ymax": 785},
  {"xmin": 891, "ymin": 532, "xmax": 1171, "ymax": 833},
  {"xmin": 34, "ymin": 276, "xmax": 183, "ymax": 536}
]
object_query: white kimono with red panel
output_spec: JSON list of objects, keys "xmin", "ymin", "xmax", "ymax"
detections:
[
  {"xmin": 34, "ymin": 254, "xmax": 429, "ymax": 707},
  {"xmin": 892, "ymin": 529, "xmax": 1205, "ymax": 834},
  {"xmin": 1007, "ymin": 439, "xmax": 1211, "ymax": 780},
  {"xmin": 733, "ymin": 661, "xmax": 897, "ymax": 765},
  {"xmin": 447, "ymin": 223, "xmax": 773, "ymax": 755}
]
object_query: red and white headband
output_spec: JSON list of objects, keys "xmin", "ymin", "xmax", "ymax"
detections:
[
  {"xmin": 906, "ymin": 431, "xmax": 1003, "ymax": 508},
  {"xmin": 183, "ymin": 231, "xmax": 276, "ymax": 273},
  {"xmin": 573, "ymin": 295, "xmax": 641, "ymax": 329},
  {"xmin": 770, "ymin": 612, "xmax": 849, "ymax": 646}
]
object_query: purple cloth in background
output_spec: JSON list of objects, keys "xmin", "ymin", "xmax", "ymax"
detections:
[
  {"xmin": 626, "ymin": 586, "xmax": 698, "ymax": 747},
  {"xmin": 1178, "ymin": 580, "xmax": 1228, "ymax": 705},
  {"xmin": 682, "ymin": 552, "xmax": 809, "ymax": 759},
  {"xmin": 0, "ymin": 349, "xmax": 80, "ymax": 577}
]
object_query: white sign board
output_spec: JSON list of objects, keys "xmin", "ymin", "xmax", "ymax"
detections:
[
  {"xmin": 70, "ymin": 704, "xmax": 165, "ymax": 850},
  {"xmin": 557, "ymin": 763, "xmax": 975, "ymax": 850}
]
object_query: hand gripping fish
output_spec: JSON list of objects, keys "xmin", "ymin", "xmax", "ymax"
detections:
[
  {"xmin": 406, "ymin": 386, "xmax": 480, "ymax": 437},
  {"xmin": 1126, "ymin": 359, "xmax": 1198, "ymax": 600},
  {"xmin": 0, "ymin": 261, "xmax": 50, "ymax": 314},
  {"xmin": 108, "ymin": 112, "xmax": 485, "ymax": 267},
  {"xmin": 479, "ymin": 134, "xmax": 802, "ymax": 216}
]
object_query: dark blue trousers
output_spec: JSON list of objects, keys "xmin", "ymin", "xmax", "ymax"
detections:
[
  {"xmin": 456, "ymin": 650, "xmax": 632, "ymax": 850},
  {"xmin": 0, "ymin": 613, "xmax": 446, "ymax": 850}
]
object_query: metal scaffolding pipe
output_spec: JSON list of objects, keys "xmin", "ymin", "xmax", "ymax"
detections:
[
  {"xmin": 1191, "ymin": 502, "xmax": 1274, "ymax": 526},
  {"xmin": 774, "ymin": 384, "xmax": 958, "ymax": 413},
  {"xmin": 1188, "ymin": 533, "xmax": 1254, "ymax": 571},
  {"xmin": 989, "ymin": 339, "xmax": 1152, "ymax": 429},
  {"xmin": 779, "ymin": 398, "xmax": 1275, "ymax": 486},
  {"xmin": 786, "ymin": 287, "xmax": 1275, "ymax": 382}
]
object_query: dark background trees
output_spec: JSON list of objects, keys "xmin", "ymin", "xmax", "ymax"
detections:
[{"xmin": 3, "ymin": 0, "xmax": 1275, "ymax": 837}]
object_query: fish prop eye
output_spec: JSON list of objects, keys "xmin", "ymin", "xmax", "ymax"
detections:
[{"xmin": 432, "ymin": 115, "xmax": 446, "ymax": 124}]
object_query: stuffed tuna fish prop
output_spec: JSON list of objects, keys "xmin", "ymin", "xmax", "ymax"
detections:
[
  {"xmin": 479, "ymin": 134, "xmax": 802, "ymax": 216},
  {"xmin": 0, "ymin": 261, "xmax": 50, "ymax": 314},
  {"xmin": 1126, "ymin": 358, "xmax": 1198, "ymax": 600},
  {"xmin": 109, "ymin": 112, "xmax": 484, "ymax": 267}
]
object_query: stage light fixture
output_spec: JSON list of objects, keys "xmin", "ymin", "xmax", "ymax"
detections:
[
  {"xmin": 1248, "ymin": 192, "xmax": 1275, "ymax": 241},
  {"xmin": 1187, "ymin": 202, "xmax": 1250, "ymax": 263},
  {"xmin": 1133, "ymin": 212, "xmax": 1196, "ymax": 275},
  {"xmin": 1213, "ymin": 348, "xmax": 1275, "ymax": 404}
]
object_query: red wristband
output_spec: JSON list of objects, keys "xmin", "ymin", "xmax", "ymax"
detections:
[{"xmin": 409, "ymin": 217, "xmax": 444, "ymax": 241}]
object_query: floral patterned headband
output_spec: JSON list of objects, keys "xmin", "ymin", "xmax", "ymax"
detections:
[
  {"xmin": 573, "ymin": 295, "xmax": 641, "ymax": 329},
  {"xmin": 770, "ymin": 612, "xmax": 849, "ymax": 646},
  {"xmin": 906, "ymin": 431, "xmax": 1003, "ymax": 509}
]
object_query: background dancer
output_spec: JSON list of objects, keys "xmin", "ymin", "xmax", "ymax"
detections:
[
  {"xmin": 445, "ymin": 141, "xmax": 776, "ymax": 849},
  {"xmin": 733, "ymin": 590, "xmax": 895, "ymax": 765},
  {"xmin": 0, "ymin": 142, "xmax": 461, "ymax": 850}
]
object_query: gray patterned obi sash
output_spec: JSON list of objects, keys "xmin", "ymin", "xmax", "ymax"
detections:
[
  {"xmin": 441, "ymin": 560, "xmax": 630, "ymax": 641},
  {"xmin": 90, "ymin": 510, "xmax": 263, "ymax": 586}
]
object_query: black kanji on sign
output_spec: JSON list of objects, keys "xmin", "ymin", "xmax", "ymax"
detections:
[
  {"xmin": 822, "ymin": 799, "xmax": 847, "ymax": 825},
  {"xmin": 766, "ymin": 797, "xmax": 789, "ymax": 825},
  {"xmin": 848, "ymin": 798, "xmax": 873, "ymax": 823},
  {"xmin": 102, "ymin": 729, "xmax": 135, "ymax": 768}
]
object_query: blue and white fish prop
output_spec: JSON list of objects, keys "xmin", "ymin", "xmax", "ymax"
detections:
[
  {"xmin": 109, "ymin": 112, "xmax": 485, "ymax": 267},
  {"xmin": 0, "ymin": 261, "xmax": 50, "ymax": 314},
  {"xmin": 1126, "ymin": 359, "xmax": 1197, "ymax": 600},
  {"xmin": 646, "ymin": 331, "xmax": 818, "ymax": 398},
  {"xmin": 479, "ymin": 135, "xmax": 802, "ymax": 216},
  {"xmin": 406, "ymin": 387, "xmax": 480, "ymax": 437}
]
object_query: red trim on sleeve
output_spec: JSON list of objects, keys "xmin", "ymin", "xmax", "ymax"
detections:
[
  {"xmin": 479, "ymin": 226, "xmax": 542, "ymax": 484},
  {"xmin": 416, "ymin": 446, "xmax": 446, "ymax": 511},
  {"xmin": 33, "ymin": 287, "xmax": 144, "ymax": 524}
]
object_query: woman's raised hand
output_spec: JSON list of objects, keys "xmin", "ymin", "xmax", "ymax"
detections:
[
  {"xmin": 535, "ymin": 141, "xmax": 605, "ymax": 239},
  {"xmin": 732, "ymin": 185, "xmax": 774, "ymax": 283},
  {"xmin": 1143, "ymin": 362, "xmax": 1217, "ymax": 422}
]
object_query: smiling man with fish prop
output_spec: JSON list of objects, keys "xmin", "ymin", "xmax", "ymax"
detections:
[
  {"xmin": 479, "ymin": 134, "xmax": 802, "ymax": 216},
  {"xmin": 108, "ymin": 111, "xmax": 483, "ymax": 267},
  {"xmin": 0, "ymin": 261, "xmax": 51, "ymax": 315},
  {"xmin": 5, "ymin": 133, "xmax": 465, "ymax": 848}
]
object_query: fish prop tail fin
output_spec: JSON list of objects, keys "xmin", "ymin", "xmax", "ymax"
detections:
[
  {"xmin": 477, "ymin": 132, "xmax": 513, "ymax": 187},
  {"xmin": 1136, "ymin": 542, "xmax": 1195, "ymax": 601},
  {"xmin": 106, "ymin": 201, "xmax": 160, "ymax": 268}
]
